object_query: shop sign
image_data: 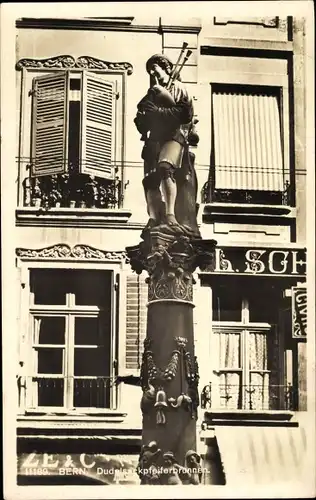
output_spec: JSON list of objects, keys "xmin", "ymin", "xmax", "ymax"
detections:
[
  {"xmin": 292, "ymin": 287, "xmax": 307, "ymax": 338},
  {"xmin": 214, "ymin": 247, "xmax": 306, "ymax": 276},
  {"xmin": 18, "ymin": 453, "xmax": 140, "ymax": 484}
]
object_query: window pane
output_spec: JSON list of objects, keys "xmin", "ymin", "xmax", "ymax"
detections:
[
  {"xmin": 249, "ymin": 285, "xmax": 279, "ymax": 323},
  {"xmin": 73, "ymin": 270, "xmax": 111, "ymax": 307},
  {"xmin": 37, "ymin": 348, "xmax": 63, "ymax": 374},
  {"xmin": 36, "ymin": 378, "xmax": 64, "ymax": 406},
  {"xmin": 74, "ymin": 348, "xmax": 107, "ymax": 376},
  {"xmin": 248, "ymin": 332, "xmax": 268, "ymax": 370},
  {"xmin": 248, "ymin": 372, "xmax": 270, "ymax": 410},
  {"xmin": 75, "ymin": 317, "xmax": 99, "ymax": 345},
  {"xmin": 213, "ymin": 287, "xmax": 241, "ymax": 321},
  {"xmin": 36, "ymin": 316, "xmax": 65, "ymax": 344},
  {"xmin": 31, "ymin": 269, "xmax": 67, "ymax": 305},
  {"xmin": 218, "ymin": 372, "xmax": 241, "ymax": 409},
  {"xmin": 218, "ymin": 332, "xmax": 241, "ymax": 368},
  {"xmin": 73, "ymin": 378, "xmax": 110, "ymax": 408}
]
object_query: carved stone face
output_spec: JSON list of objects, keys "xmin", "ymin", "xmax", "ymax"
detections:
[{"xmin": 148, "ymin": 62, "xmax": 169, "ymax": 85}]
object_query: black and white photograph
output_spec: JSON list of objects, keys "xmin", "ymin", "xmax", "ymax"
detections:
[{"xmin": 1, "ymin": 1, "xmax": 315, "ymax": 499}]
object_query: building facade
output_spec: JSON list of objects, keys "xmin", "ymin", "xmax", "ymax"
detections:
[{"xmin": 15, "ymin": 15, "xmax": 308, "ymax": 487}]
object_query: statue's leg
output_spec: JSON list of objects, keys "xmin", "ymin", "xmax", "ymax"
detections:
[
  {"xmin": 159, "ymin": 162, "xmax": 178, "ymax": 226},
  {"xmin": 142, "ymin": 173, "xmax": 163, "ymax": 233},
  {"xmin": 158, "ymin": 141, "xmax": 184, "ymax": 227},
  {"xmin": 145, "ymin": 187, "xmax": 162, "ymax": 223}
]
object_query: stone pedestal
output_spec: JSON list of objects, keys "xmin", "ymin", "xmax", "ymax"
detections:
[{"xmin": 126, "ymin": 231, "xmax": 216, "ymax": 485}]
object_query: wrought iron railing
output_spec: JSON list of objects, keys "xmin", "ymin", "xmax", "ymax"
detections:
[
  {"xmin": 200, "ymin": 383, "xmax": 296, "ymax": 411},
  {"xmin": 201, "ymin": 180, "xmax": 293, "ymax": 206},
  {"xmin": 22, "ymin": 172, "xmax": 123, "ymax": 209},
  {"xmin": 19, "ymin": 376, "xmax": 118, "ymax": 409}
]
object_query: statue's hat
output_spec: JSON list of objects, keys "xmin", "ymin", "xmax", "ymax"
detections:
[{"xmin": 146, "ymin": 54, "xmax": 173, "ymax": 74}]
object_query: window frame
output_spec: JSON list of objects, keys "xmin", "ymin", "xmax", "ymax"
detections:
[
  {"xmin": 17, "ymin": 260, "xmax": 123, "ymax": 415},
  {"xmin": 208, "ymin": 80, "xmax": 290, "ymax": 204},
  {"xmin": 211, "ymin": 295, "xmax": 276, "ymax": 411},
  {"xmin": 195, "ymin": 55, "xmax": 291, "ymax": 205},
  {"xmin": 17, "ymin": 67, "xmax": 125, "ymax": 207}
]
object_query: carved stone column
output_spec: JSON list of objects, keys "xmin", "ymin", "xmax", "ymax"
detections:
[{"xmin": 126, "ymin": 231, "xmax": 216, "ymax": 485}]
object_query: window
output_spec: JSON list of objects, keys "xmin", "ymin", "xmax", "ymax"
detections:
[
  {"xmin": 19, "ymin": 68, "xmax": 123, "ymax": 209},
  {"xmin": 31, "ymin": 71, "xmax": 115, "ymax": 179},
  {"xmin": 26, "ymin": 269, "xmax": 115, "ymax": 411},
  {"xmin": 204, "ymin": 84, "xmax": 290, "ymax": 205},
  {"xmin": 210, "ymin": 284, "xmax": 291, "ymax": 410}
]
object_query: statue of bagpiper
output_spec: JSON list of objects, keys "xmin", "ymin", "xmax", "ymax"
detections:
[
  {"xmin": 127, "ymin": 45, "xmax": 217, "ymax": 485},
  {"xmin": 134, "ymin": 44, "xmax": 201, "ymax": 240}
]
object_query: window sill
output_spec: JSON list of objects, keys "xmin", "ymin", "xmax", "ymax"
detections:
[
  {"xmin": 202, "ymin": 203, "xmax": 296, "ymax": 226},
  {"xmin": 203, "ymin": 202, "xmax": 294, "ymax": 217},
  {"xmin": 16, "ymin": 207, "xmax": 136, "ymax": 228},
  {"xmin": 203, "ymin": 409, "xmax": 298, "ymax": 427},
  {"xmin": 16, "ymin": 410, "xmax": 142, "ymax": 430}
]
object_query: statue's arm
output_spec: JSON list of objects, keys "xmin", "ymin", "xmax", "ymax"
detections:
[
  {"xmin": 134, "ymin": 111, "xmax": 149, "ymax": 135},
  {"xmin": 156, "ymin": 97, "xmax": 193, "ymax": 125},
  {"xmin": 142, "ymin": 87, "xmax": 193, "ymax": 127}
]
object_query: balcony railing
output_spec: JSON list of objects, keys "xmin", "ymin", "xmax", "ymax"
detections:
[
  {"xmin": 19, "ymin": 376, "xmax": 118, "ymax": 409},
  {"xmin": 22, "ymin": 172, "xmax": 123, "ymax": 209},
  {"xmin": 201, "ymin": 180, "xmax": 293, "ymax": 206},
  {"xmin": 201, "ymin": 383, "xmax": 296, "ymax": 411}
]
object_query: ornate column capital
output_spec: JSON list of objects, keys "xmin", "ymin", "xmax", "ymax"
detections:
[{"xmin": 126, "ymin": 232, "xmax": 217, "ymax": 304}]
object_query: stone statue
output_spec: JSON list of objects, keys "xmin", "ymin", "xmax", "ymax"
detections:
[{"xmin": 134, "ymin": 53, "xmax": 200, "ymax": 239}]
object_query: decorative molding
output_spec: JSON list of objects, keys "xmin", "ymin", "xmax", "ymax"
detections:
[
  {"xmin": 214, "ymin": 17, "xmax": 278, "ymax": 28},
  {"xmin": 16, "ymin": 244, "xmax": 128, "ymax": 262},
  {"xmin": 16, "ymin": 17, "xmax": 159, "ymax": 33},
  {"xmin": 16, "ymin": 55, "xmax": 133, "ymax": 74},
  {"xmin": 200, "ymin": 42, "xmax": 293, "ymax": 56}
]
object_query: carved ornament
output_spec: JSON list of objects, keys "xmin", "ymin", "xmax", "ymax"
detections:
[
  {"xmin": 16, "ymin": 244, "xmax": 128, "ymax": 261},
  {"xmin": 16, "ymin": 55, "xmax": 133, "ymax": 74},
  {"xmin": 126, "ymin": 233, "xmax": 216, "ymax": 304},
  {"xmin": 137, "ymin": 441, "xmax": 202, "ymax": 485},
  {"xmin": 140, "ymin": 337, "xmax": 200, "ymax": 423}
]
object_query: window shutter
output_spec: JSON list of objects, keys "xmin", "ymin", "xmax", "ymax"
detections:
[
  {"xmin": 31, "ymin": 72, "xmax": 69, "ymax": 177},
  {"xmin": 125, "ymin": 274, "xmax": 148, "ymax": 374},
  {"xmin": 212, "ymin": 89, "xmax": 284, "ymax": 191},
  {"xmin": 80, "ymin": 72, "xmax": 115, "ymax": 179}
]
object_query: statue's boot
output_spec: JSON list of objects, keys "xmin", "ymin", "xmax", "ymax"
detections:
[{"xmin": 141, "ymin": 217, "xmax": 158, "ymax": 239}]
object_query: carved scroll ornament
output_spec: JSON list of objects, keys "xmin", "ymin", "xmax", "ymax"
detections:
[
  {"xmin": 126, "ymin": 234, "xmax": 216, "ymax": 304},
  {"xmin": 16, "ymin": 55, "xmax": 133, "ymax": 74},
  {"xmin": 16, "ymin": 243, "xmax": 128, "ymax": 261}
]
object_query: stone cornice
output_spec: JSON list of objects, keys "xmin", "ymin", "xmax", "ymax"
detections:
[
  {"xmin": 16, "ymin": 54, "xmax": 133, "ymax": 74},
  {"xmin": 16, "ymin": 17, "xmax": 159, "ymax": 33},
  {"xmin": 159, "ymin": 18, "xmax": 202, "ymax": 35},
  {"xmin": 16, "ymin": 17, "xmax": 202, "ymax": 34},
  {"xmin": 15, "ymin": 207, "xmax": 141, "ymax": 229}
]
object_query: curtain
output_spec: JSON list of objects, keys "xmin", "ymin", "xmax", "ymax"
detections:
[
  {"xmin": 215, "ymin": 332, "xmax": 241, "ymax": 409},
  {"xmin": 212, "ymin": 91, "xmax": 284, "ymax": 191},
  {"xmin": 248, "ymin": 331, "xmax": 269, "ymax": 410}
]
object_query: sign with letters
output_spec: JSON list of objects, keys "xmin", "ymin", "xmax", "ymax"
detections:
[
  {"xmin": 292, "ymin": 287, "xmax": 307, "ymax": 338},
  {"xmin": 213, "ymin": 246, "xmax": 306, "ymax": 277},
  {"xmin": 18, "ymin": 453, "xmax": 140, "ymax": 484}
]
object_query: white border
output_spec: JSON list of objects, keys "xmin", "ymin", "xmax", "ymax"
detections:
[{"xmin": 1, "ymin": 2, "xmax": 315, "ymax": 499}]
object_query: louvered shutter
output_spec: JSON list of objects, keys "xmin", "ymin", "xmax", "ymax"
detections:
[
  {"xmin": 125, "ymin": 274, "xmax": 148, "ymax": 374},
  {"xmin": 212, "ymin": 89, "xmax": 284, "ymax": 191},
  {"xmin": 80, "ymin": 72, "xmax": 115, "ymax": 179},
  {"xmin": 31, "ymin": 72, "xmax": 69, "ymax": 177}
]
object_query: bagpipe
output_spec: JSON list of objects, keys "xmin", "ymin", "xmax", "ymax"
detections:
[{"xmin": 135, "ymin": 43, "xmax": 199, "ymax": 142}]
